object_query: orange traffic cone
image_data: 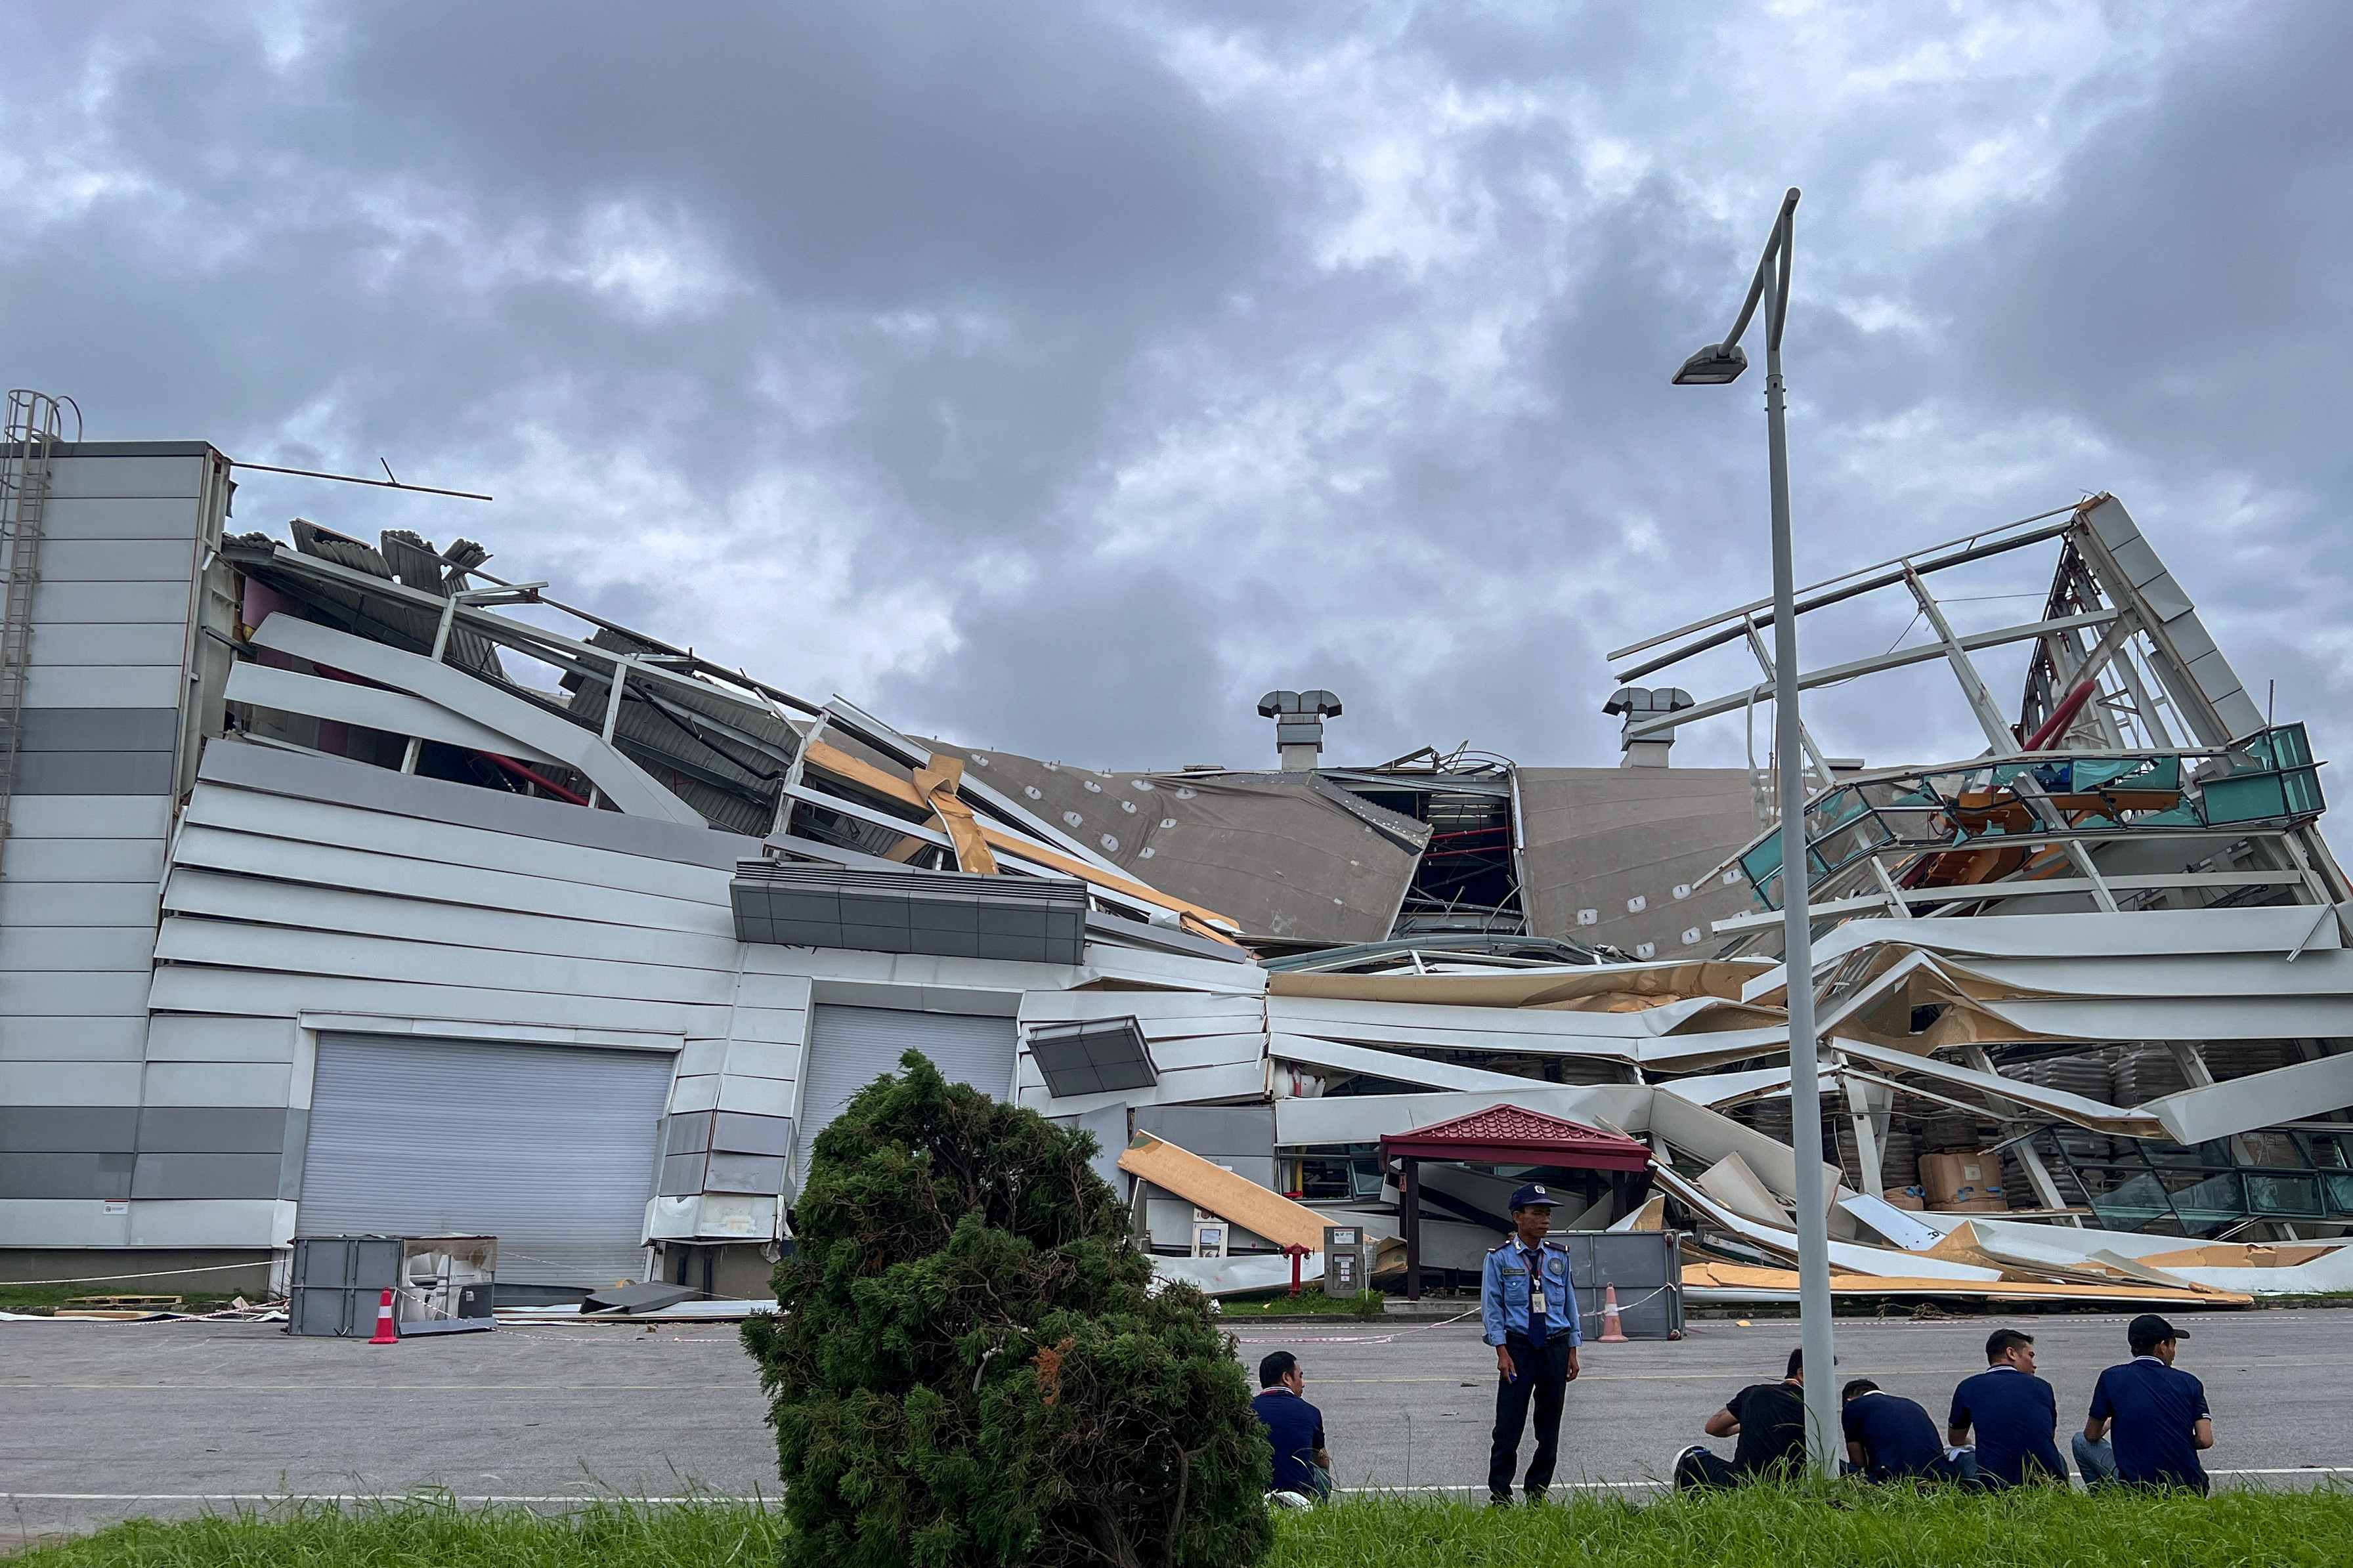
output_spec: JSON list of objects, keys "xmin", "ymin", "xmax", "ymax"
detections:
[
  {"xmin": 368, "ymin": 1288, "xmax": 399, "ymax": 1344},
  {"xmin": 1599, "ymin": 1284, "xmax": 1630, "ymax": 1343}
]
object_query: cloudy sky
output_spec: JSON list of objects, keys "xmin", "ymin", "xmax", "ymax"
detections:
[{"xmin": 8, "ymin": 2, "xmax": 2348, "ymax": 774}]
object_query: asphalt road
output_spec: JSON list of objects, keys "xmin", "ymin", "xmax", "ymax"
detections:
[{"xmin": 6, "ymin": 1309, "xmax": 2350, "ymax": 1544}]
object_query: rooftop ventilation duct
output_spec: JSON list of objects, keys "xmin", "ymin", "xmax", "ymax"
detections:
[
  {"xmin": 1258, "ymin": 688, "xmax": 1342, "ymax": 772},
  {"xmin": 1604, "ymin": 685, "xmax": 1694, "ymax": 769}
]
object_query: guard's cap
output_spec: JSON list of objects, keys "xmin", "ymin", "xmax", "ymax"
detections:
[
  {"xmin": 1508, "ymin": 1183, "xmax": 1557, "ymax": 1212},
  {"xmin": 2128, "ymin": 1313, "xmax": 2189, "ymax": 1351}
]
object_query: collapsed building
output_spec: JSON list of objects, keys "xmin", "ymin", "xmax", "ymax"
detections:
[{"xmin": 3, "ymin": 406, "xmax": 2350, "ymax": 1311}]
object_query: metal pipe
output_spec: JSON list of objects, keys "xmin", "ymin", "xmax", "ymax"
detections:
[{"xmin": 1757, "ymin": 193, "xmax": 1838, "ymax": 1478}]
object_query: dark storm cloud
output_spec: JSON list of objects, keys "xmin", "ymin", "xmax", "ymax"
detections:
[{"xmin": 2, "ymin": 1, "xmax": 2344, "ymax": 778}]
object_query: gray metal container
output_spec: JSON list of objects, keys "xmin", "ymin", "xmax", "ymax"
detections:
[
  {"xmin": 286, "ymin": 1236, "xmax": 402, "ymax": 1336},
  {"xmin": 1561, "ymin": 1230, "xmax": 1683, "ymax": 1340}
]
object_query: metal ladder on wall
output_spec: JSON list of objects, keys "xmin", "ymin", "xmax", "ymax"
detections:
[{"xmin": 0, "ymin": 390, "xmax": 75, "ymax": 877}]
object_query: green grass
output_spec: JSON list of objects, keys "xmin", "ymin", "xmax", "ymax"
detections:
[
  {"xmin": 0, "ymin": 1285, "xmax": 244, "ymax": 1313},
  {"xmin": 1215, "ymin": 1288, "xmax": 1392, "ymax": 1319},
  {"xmin": 16, "ymin": 1486, "xmax": 2351, "ymax": 1567},
  {"xmin": 1271, "ymin": 1486, "xmax": 2352, "ymax": 1567}
]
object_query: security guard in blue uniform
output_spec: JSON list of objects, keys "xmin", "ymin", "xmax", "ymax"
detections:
[{"xmin": 1481, "ymin": 1183, "xmax": 1582, "ymax": 1505}]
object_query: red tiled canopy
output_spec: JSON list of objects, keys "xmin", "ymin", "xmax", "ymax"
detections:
[{"xmin": 1377, "ymin": 1104, "xmax": 1652, "ymax": 1172}]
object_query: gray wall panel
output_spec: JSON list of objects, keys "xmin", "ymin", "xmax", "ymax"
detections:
[
  {"xmin": 137, "ymin": 1106, "xmax": 291, "ymax": 1153},
  {"xmin": 18, "ymin": 708, "xmax": 183, "ymax": 752},
  {"xmin": 13, "ymin": 751, "xmax": 177, "ymax": 795},
  {"xmin": 132, "ymin": 1152, "xmax": 284, "ymax": 1199},
  {"xmin": 36, "ymin": 539, "xmax": 199, "ymax": 583},
  {"xmin": 0, "ymin": 837, "xmax": 169, "ymax": 879},
  {"xmin": 29, "ymin": 579, "xmax": 188, "ymax": 625},
  {"xmin": 0, "ymin": 1105, "xmax": 138, "ymax": 1151},
  {"xmin": 0, "ymin": 1152, "xmax": 135, "ymax": 1200},
  {"xmin": 38, "ymin": 496, "xmax": 204, "ymax": 540},
  {"xmin": 41, "ymin": 455, "xmax": 205, "ymax": 499}
]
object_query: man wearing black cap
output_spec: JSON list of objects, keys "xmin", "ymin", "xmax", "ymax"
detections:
[
  {"xmin": 2075, "ymin": 1314, "xmax": 2213, "ymax": 1492},
  {"xmin": 1480, "ymin": 1183, "xmax": 1582, "ymax": 1506}
]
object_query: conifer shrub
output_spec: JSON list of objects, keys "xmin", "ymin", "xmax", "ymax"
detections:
[{"xmin": 742, "ymin": 1051, "xmax": 1272, "ymax": 1568}]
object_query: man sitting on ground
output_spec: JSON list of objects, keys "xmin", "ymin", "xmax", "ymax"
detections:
[
  {"xmin": 1842, "ymin": 1379, "xmax": 1961, "ymax": 1484},
  {"xmin": 1949, "ymin": 1328, "xmax": 2067, "ymax": 1488},
  {"xmin": 2077, "ymin": 1315, "xmax": 2213, "ymax": 1493},
  {"xmin": 1673, "ymin": 1347, "xmax": 1808, "ymax": 1489},
  {"xmin": 1251, "ymin": 1350, "xmax": 1332, "ymax": 1504}
]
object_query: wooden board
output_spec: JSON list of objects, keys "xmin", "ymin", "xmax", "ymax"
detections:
[{"xmin": 1115, "ymin": 1132, "xmax": 1328, "ymax": 1252}]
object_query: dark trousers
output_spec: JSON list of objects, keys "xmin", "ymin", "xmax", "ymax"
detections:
[
  {"xmin": 1488, "ymin": 1335, "xmax": 1570, "ymax": 1497},
  {"xmin": 1674, "ymin": 1447, "xmax": 1740, "ymax": 1491}
]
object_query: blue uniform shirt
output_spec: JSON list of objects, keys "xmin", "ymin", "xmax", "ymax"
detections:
[
  {"xmin": 1840, "ymin": 1391, "xmax": 1945, "ymax": 1481},
  {"xmin": 1480, "ymin": 1237, "xmax": 1581, "ymax": 1347},
  {"xmin": 2090, "ymin": 1357, "xmax": 2211, "ymax": 1491},
  {"xmin": 1949, "ymin": 1366, "xmax": 2065, "ymax": 1487},
  {"xmin": 1251, "ymin": 1388, "xmax": 1326, "ymax": 1495}
]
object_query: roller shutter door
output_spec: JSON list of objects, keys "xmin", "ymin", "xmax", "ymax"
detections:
[
  {"xmin": 299, "ymin": 1033, "xmax": 674, "ymax": 1286},
  {"xmin": 797, "ymin": 1006, "xmax": 1018, "ymax": 1181}
]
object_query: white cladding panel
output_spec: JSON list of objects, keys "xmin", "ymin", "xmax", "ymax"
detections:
[
  {"xmin": 298, "ymin": 1032, "xmax": 674, "ymax": 1286},
  {"xmin": 796, "ymin": 1006, "xmax": 1018, "ymax": 1180}
]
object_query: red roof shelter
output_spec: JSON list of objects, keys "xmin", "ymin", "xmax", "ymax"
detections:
[{"xmin": 1377, "ymin": 1105, "xmax": 1656, "ymax": 1299}]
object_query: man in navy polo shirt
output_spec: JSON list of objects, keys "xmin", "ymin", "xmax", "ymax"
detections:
[
  {"xmin": 2076, "ymin": 1315, "xmax": 2213, "ymax": 1493},
  {"xmin": 1251, "ymin": 1350, "xmax": 1331, "ymax": 1502},
  {"xmin": 1949, "ymin": 1328, "xmax": 2067, "ymax": 1487},
  {"xmin": 1841, "ymin": 1380, "xmax": 1954, "ymax": 1483}
]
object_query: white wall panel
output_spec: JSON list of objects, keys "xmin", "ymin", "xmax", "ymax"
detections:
[
  {"xmin": 29, "ymin": 622, "xmax": 192, "ymax": 665},
  {"xmin": 722, "ymin": 1038, "xmax": 800, "ymax": 1080},
  {"xmin": 669, "ymin": 1074, "xmax": 720, "ymax": 1113},
  {"xmin": 154, "ymin": 917, "xmax": 742, "ymax": 1006},
  {"xmin": 0, "ymin": 1016, "xmax": 146, "ymax": 1059},
  {"xmin": 142, "ymin": 1061, "xmax": 293, "ymax": 1106},
  {"xmin": 184, "ymin": 790, "xmax": 729, "ymax": 904},
  {"xmin": 723, "ymin": 1006, "xmax": 811, "ymax": 1044},
  {"xmin": 30, "ymin": 579, "xmax": 189, "ymax": 625},
  {"xmin": 8, "ymin": 795, "xmax": 173, "ymax": 837},
  {"xmin": 22, "ymin": 664, "xmax": 186, "ymax": 708},
  {"xmin": 162, "ymin": 868, "xmax": 745, "ymax": 971},
  {"xmin": 37, "ymin": 538, "xmax": 200, "ymax": 582},
  {"xmin": 147, "ymin": 964, "xmax": 722, "ymax": 1036},
  {"xmin": 127, "ymin": 1199, "xmax": 280, "ymax": 1248},
  {"xmin": 716, "ymin": 1074, "xmax": 796, "ymax": 1116},
  {"xmin": 730, "ymin": 971, "xmax": 814, "ymax": 1008},
  {"xmin": 678, "ymin": 1038, "xmax": 726, "ymax": 1077},
  {"xmin": 0, "ymin": 838, "xmax": 169, "ymax": 882},
  {"xmin": 0, "ymin": 1061, "xmax": 142, "ymax": 1104},
  {"xmin": 0, "ymin": 882, "xmax": 160, "ymax": 927},
  {"xmin": 0, "ymin": 970, "xmax": 152, "ymax": 1016},
  {"xmin": 0, "ymin": 1199, "xmax": 134, "ymax": 1248},
  {"xmin": 0, "ymin": 925, "xmax": 158, "ymax": 972},
  {"xmin": 1015, "ymin": 1059, "xmax": 1269, "ymax": 1118},
  {"xmin": 42, "ymin": 455, "xmax": 205, "ymax": 499},
  {"xmin": 146, "ymin": 1013, "xmax": 299, "ymax": 1063},
  {"xmin": 171, "ymin": 823, "xmax": 730, "ymax": 934},
  {"xmin": 37, "ymin": 496, "xmax": 202, "ymax": 540}
]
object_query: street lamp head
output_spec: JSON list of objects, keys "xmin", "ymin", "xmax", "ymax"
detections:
[{"xmin": 1672, "ymin": 341, "xmax": 1748, "ymax": 385}]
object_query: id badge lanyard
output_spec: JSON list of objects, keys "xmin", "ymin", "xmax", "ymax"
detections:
[{"xmin": 1526, "ymin": 1246, "xmax": 1547, "ymax": 1320}]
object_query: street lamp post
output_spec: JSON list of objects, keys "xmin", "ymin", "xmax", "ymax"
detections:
[{"xmin": 1672, "ymin": 186, "xmax": 1837, "ymax": 1478}]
